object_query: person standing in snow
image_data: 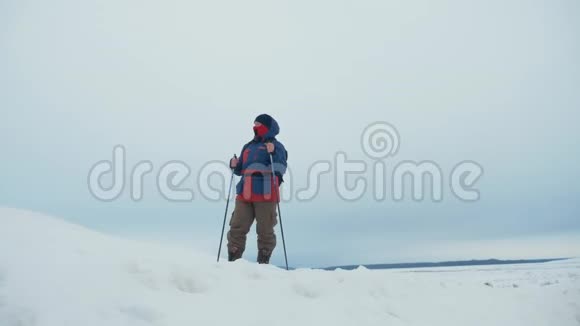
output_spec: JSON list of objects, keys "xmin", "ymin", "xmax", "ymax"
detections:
[{"xmin": 227, "ymin": 114, "xmax": 288, "ymax": 264}]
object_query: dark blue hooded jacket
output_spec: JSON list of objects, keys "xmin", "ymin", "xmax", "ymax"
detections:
[{"xmin": 233, "ymin": 117, "xmax": 287, "ymax": 202}]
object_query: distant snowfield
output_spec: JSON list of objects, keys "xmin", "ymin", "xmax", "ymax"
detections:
[{"xmin": 0, "ymin": 208, "xmax": 579, "ymax": 326}]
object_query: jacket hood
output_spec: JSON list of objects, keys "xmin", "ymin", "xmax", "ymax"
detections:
[{"xmin": 264, "ymin": 117, "xmax": 280, "ymax": 139}]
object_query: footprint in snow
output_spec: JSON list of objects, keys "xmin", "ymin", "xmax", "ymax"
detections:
[
  {"xmin": 293, "ymin": 283, "xmax": 320, "ymax": 299},
  {"xmin": 119, "ymin": 305, "xmax": 163, "ymax": 325},
  {"xmin": 170, "ymin": 272, "xmax": 207, "ymax": 294}
]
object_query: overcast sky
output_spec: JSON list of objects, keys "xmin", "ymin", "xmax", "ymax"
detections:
[{"xmin": 1, "ymin": 0, "xmax": 579, "ymax": 267}]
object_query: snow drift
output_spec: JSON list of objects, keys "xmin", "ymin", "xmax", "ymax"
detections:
[{"xmin": 0, "ymin": 207, "xmax": 579, "ymax": 326}]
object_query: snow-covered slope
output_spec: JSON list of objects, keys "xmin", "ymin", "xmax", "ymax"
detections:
[{"xmin": 0, "ymin": 208, "xmax": 578, "ymax": 326}]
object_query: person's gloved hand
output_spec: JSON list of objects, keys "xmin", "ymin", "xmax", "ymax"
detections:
[{"xmin": 229, "ymin": 154, "xmax": 238, "ymax": 168}]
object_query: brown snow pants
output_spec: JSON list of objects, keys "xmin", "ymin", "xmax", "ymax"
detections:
[{"xmin": 227, "ymin": 200, "xmax": 278, "ymax": 256}]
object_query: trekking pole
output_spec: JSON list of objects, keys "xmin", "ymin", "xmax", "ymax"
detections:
[
  {"xmin": 217, "ymin": 154, "xmax": 236, "ymax": 262},
  {"xmin": 269, "ymin": 153, "xmax": 289, "ymax": 270}
]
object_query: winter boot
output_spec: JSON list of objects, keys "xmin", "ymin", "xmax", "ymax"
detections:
[
  {"xmin": 257, "ymin": 250, "xmax": 271, "ymax": 264},
  {"xmin": 228, "ymin": 247, "xmax": 242, "ymax": 262}
]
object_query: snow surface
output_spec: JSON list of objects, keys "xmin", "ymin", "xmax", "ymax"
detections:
[{"xmin": 0, "ymin": 207, "xmax": 579, "ymax": 326}]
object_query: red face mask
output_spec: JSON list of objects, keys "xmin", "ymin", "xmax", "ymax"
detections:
[{"xmin": 253, "ymin": 124, "xmax": 269, "ymax": 137}]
